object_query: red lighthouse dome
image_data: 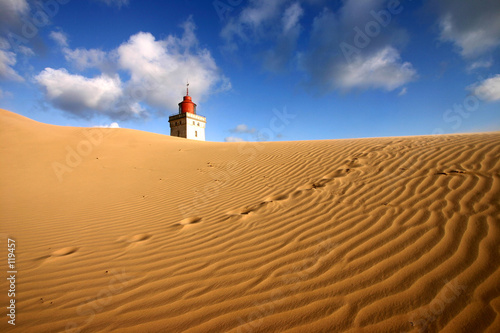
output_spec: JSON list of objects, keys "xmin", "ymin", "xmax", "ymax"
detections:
[{"xmin": 178, "ymin": 83, "xmax": 197, "ymax": 114}]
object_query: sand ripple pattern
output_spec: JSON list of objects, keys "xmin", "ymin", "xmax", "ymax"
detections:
[{"xmin": 0, "ymin": 115, "xmax": 498, "ymax": 333}]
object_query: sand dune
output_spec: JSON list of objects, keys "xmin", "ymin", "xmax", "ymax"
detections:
[{"xmin": 0, "ymin": 108, "xmax": 499, "ymax": 332}]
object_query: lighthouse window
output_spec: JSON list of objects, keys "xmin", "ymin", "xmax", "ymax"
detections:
[
  {"xmin": 193, "ymin": 121, "xmax": 195, "ymax": 125},
  {"xmin": 195, "ymin": 131, "xmax": 198, "ymax": 137},
  {"xmin": 197, "ymin": 122, "xmax": 199, "ymax": 126}
]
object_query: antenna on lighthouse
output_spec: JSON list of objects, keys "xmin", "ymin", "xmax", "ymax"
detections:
[{"xmin": 186, "ymin": 81, "xmax": 189, "ymax": 96}]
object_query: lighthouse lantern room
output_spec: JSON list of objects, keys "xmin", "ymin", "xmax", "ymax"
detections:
[{"xmin": 169, "ymin": 84, "xmax": 206, "ymax": 141}]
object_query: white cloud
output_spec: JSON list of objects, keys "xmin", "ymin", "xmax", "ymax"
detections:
[
  {"xmin": 0, "ymin": 49, "xmax": 23, "ymax": 81},
  {"xmin": 50, "ymin": 31, "xmax": 69, "ymax": 47},
  {"xmin": 50, "ymin": 30, "xmax": 111, "ymax": 72},
  {"xmin": 398, "ymin": 87, "xmax": 407, "ymax": 96},
  {"xmin": 336, "ymin": 46, "xmax": 417, "ymax": 91},
  {"xmin": 0, "ymin": 0, "xmax": 43, "ymax": 55},
  {"xmin": 230, "ymin": 124, "xmax": 256, "ymax": 133},
  {"xmin": 467, "ymin": 59, "xmax": 493, "ymax": 72},
  {"xmin": 0, "ymin": 0, "xmax": 29, "ymax": 33},
  {"xmin": 1, "ymin": 0, "xmax": 29, "ymax": 13},
  {"xmin": 282, "ymin": 2, "xmax": 303, "ymax": 34},
  {"xmin": 221, "ymin": 0, "xmax": 413, "ymax": 78},
  {"xmin": 220, "ymin": 0, "xmax": 303, "ymax": 71},
  {"xmin": 64, "ymin": 47, "xmax": 109, "ymax": 71},
  {"xmin": 18, "ymin": 45, "xmax": 34, "ymax": 56},
  {"xmin": 94, "ymin": 122, "xmax": 120, "ymax": 128},
  {"xmin": 299, "ymin": 1, "xmax": 416, "ymax": 93},
  {"xmin": 0, "ymin": 37, "xmax": 10, "ymax": 50},
  {"xmin": 35, "ymin": 68, "xmax": 125, "ymax": 117},
  {"xmin": 469, "ymin": 75, "xmax": 500, "ymax": 102},
  {"xmin": 261, "ymin": 1, "xmax": 303, "ymax": 72},
  {"xmin": 117, "ymin": 20, "xmax": 228, "ymax": 111},
  {"xmin": 239, "ymin": 0, "xmax": 286, "ymax": 29},
  {"xmin": 341, "ymin": 0, "xmax": 386, "ymax": 27},
  {"xmin": 225, "ymin": 136, "xmax": 246, "ymax": 142},
  {"xmin": 0, "ymin": 0, "xmax": 37, "ymax": 81},
  {"xmin": 437, "ymin": 0, "xmax": 500, "ymax": 58},
  {"xmin": 35, "ymin": 18, "xmax": 229, "ymax": 120}
]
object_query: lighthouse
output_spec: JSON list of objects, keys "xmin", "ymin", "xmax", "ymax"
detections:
[{"xmin": 169, "ymin": 84, "xmax": 206, "ymax": 141}]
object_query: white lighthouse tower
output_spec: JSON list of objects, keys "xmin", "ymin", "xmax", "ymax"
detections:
[{"xmin": 169, "ymin": 84, "xmax": 206, "ymax": 141}]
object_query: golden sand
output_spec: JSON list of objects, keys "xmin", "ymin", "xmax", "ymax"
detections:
[{"xmin": 1, "ymin": 108, "xmax": 499, "ymax": 332}]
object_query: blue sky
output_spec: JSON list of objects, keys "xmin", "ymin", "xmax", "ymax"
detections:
[{"xmin": 0, "ymin": 0, "xmax": 499, "ymax": 142}]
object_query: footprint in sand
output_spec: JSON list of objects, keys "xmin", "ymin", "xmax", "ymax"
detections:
[
  {"xmin": 346, "ymin": 158, "xmax": 363, "ymax": 168},
  {"xmin": 129, "ymin": 234, "xmax": 152, "ymax": 242},
  {"xmin": 168, "ymin": 217, "xmax": 203, "ymax": 230},
  {"xmin": 299, "ymin": 179, "xmax": 332, "ymax": 190},
  {"xmin": 226, "ymin": 202, "xmax": 266, "ymax": 219},
  {"xmin": 51, "ymin": 247, "xmax": 79, "ymax": 256},
  {"xmin": 117, "ymin": 234, "xmax": 152, "ymax": 245},
  {"xmin": 34, "ymin": 247, "xmax": 79, "ymax": 265},
  {"xmin": 226, "ymin": 167, "xmax": 358, "ymax": 222},
  {"xmin": 263, "ymin": 194, "xmax": 289, "ymax": 202},
  {"xmin": 322, "ymin": 168, "xmax": 351, "ymax": 180},
  {"xmin": 227, "ymin": 171, "xmax": 351, "ymax": 221},
  {"xmin": 436, "ymin": 169, "xmax": 467, "ymax": 176},
  {"xmin": 180, "ymin": 217, "xmax": 202, "ymax": 225},
  {"xmin": 227, "ymin": 207, "xmax": 253, "ymax": 217}
]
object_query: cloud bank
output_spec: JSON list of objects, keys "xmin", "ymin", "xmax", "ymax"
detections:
[
  {"xmin": 299, "ymin": 1, "xmax": 416, "ymax": 92},
  {"xmin": 436, "ymin": 0, "xmax": 500, "ymax": 58},
  {"xmin": 222, "ymin": 0, "xmax": 417, "ymax": 92},
  {"xmin": 35, "ymin": 69, "xmax": 125, "ymax": 118},
  {"xmin": 36, "ymin": 18, "xmax": 230, "ymax": 120}
]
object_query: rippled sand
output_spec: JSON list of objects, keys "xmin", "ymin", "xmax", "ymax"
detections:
[{"xmin": 1, "ymin": 109, "xmax": 499, "ymax": 332}]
